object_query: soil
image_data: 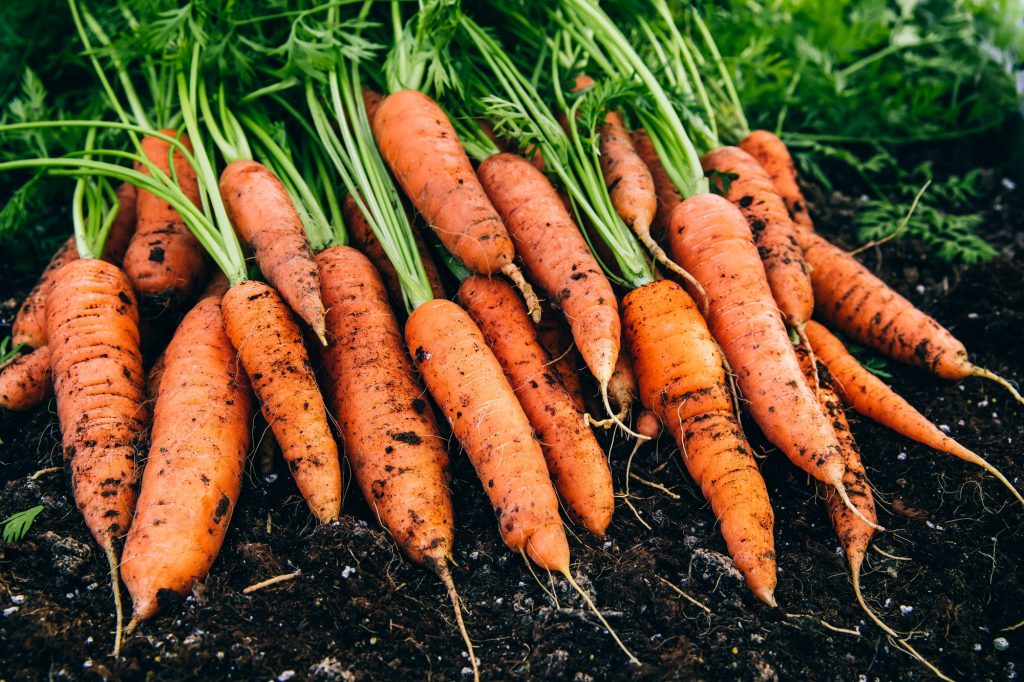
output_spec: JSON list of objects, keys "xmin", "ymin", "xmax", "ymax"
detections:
[{"xmin": 1, "ymin": 145, "xmax": 1023, "ymax": 681}]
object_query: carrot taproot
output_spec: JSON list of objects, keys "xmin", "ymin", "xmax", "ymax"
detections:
[
  {"xmin": 700, "ymin": 146, "xmax": 813, "ymax": 331},
  {"xmin": 220, "ymin": 159, "xmax": 327, "ymax": 343},
  {"xmin": 631, "ymin": 128, "xmax": 681, "ymax": 245},
  {"xmin": 121, "ymin": 292, "xmax": 255, "ymax": 625},
  {"xmin": 124, "ymin": 131, "xmax": 207, "ymax": 315},
  {"xmin": 801, "ymin": 232, "xmax": 1023, "ymax": 402},
  {"xmin": 317, "ymin": 245, "xmax": 453, "ymax": 564},
  {"xmin": 46, "ymin": 257, "xmax": 148, "ymax": 653},
  {"xmin": 739, "ymin": 130, "xmax": 814, "ymax": 234},
  {"xmin": 624, "ymin": 278, "xmax": 777, "ymax": 604},
  {"xmin": 0, "ymin": 346, "xmax": 52, "ymax": 411},
  {"xmin": 221, "ymin": 280, "xmax": 342, "ymax": 522},
  {"xmin": 668, "ymin": 194, "xmax": 879, "ymax": 530},
  {"xmin": 459, "ymin": 275, "xmax": 615, "ymax": 536},
  {"xmin": 806, "ymin": 320, "xmax": 1024, "ymax": 505},
  {"xmin": 343, "ymin": 193, "xmax": 446, "ymax": 305},
  {"xmin": 371, "ymin": 90, "xmax": 540, "ymax": 320},
  {"xmin": 476, "ymin": 153, "xmax": 620, "ymax": 396},
  {"xmin": 535, "ymin": 306, "xmax": 587, "ymax": 413}
]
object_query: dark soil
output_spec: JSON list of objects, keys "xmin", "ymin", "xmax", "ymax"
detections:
[{"xmin": 2, "ymin": 151, "xmax": 1023, "ymax": 681}]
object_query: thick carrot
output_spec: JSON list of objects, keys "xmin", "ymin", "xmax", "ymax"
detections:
[
  {"xmin": 371, "ymin": 90, "xmax": 540, "ymax": 320},
  {"xmin": 476, "ymin": 153, "xmax": 620, "ymax": 393},
  {"xmin": 623, "ymin": 279, "xmax": 777, "ymax": 605},
  {"xmin": 46, "ymin": 257, "xmax": 148, "ymax": 652},
  {"xmin": 121, "ymin": 292, "xmax": 254, "ymax": 624},
  {"xmin": 343, "ymin": 193, "xmax": 446, "ymax": 305},
  {"xmin": 220, "ymin": 160, "xmax": 327, "ymax": 342},
  {"xmin": 668, "ymin": 194, "xmax": 877, "ymax": 528},
  {"xmin": 124, "ymin": 131, "xmax": 207, "ymax": 314},
  {"xmin": 701, "ymin": 146, "xmax": 813, "ymax": 330},
  {"xmin": 0, "ymin": 346, "xmax": 52, "ymax": 411},
  {"xmin": 317, "ymin": 246, "xmax": 453, "ymax": 565},
  {"xmin": 800, "ymin": 232, "xmax": 1022, "ymax": 402},
  {"xmin": 405, "ymin": 297, "xmax": 568, "ymax": 570},
  {"xmin": 739, "ymin": 130, "xmax": 814, "ymax": 234},
  {"xmin": 459, "ymin": 275, "xmax": 615, "ymax": 536},
  {"xmin": 631, "ymin": 128, "xmax": 682, "ymax": 245},
  {"xmin": 806, "ymin": 320, "xmax": 1024, "ymax": 504},
  {"xmin": 221, "ymin": 280, "xmax": 342, "ymax": 522},
  {"xmin": 535, "ymin": 306, "xmax": 587, "ymax": 413}
]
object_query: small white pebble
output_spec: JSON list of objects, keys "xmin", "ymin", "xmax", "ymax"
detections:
[
  {"xmin": 926, "ymin": 521, "xmax": 936, "ymax": 529},
  {"xmin": 461, "ymin": 667, "xmax": 475, "ymax": 677},
  {"xmin": 898, "ymin": 452, "xmax": 908, "ymax": 461},
  {"xmin": 277, "ymin": 671, "xmax": 296, "ymax": 681},
  {"xmin": 357, "ymin": 519, "xmax": 368, "ymax": 528},
  {"xmin": 65, "ymin": 593, "xmax": 74, "ymax": 600},
  {"xmin": 979, "ymin": 400, "xmax": 989, "ymax": 407},
  {"xmin": 86, "ymin": 582, "xmax": 99, "ymax": 592},
  {"xmin": 602, "ymin": 541, "xmax": 612, "ymax": 550},
  {"xmin": 974, "ymin": 643, "xmax": 983, "ymax": 652},
  {"xmin": 2, "ymin": 607, "xmax": 19, "ymax": 617},
  {"xmin": 916, "ymin": 285, "xmax": 926, "ymax": 294},
  {"xmin": 1002, "ymin": 177, "xmax": 1017, "ymax": 190},
  {"xmin": 341, "ymin": 566, "xmax": 355, "ymax": 579},
  {"xmin": 494, "ymin": 598, "xmax": 503, "ymax": 606},
  {"xmin": 958, "ymin": 420, "xmax": 965, "ymax": 427},
  {"xmin": 884, "ymin": 598, "xmax": 893, "ymax": 608},
  {"xmin": 939, "ymin": 424, "xmax": 951, "ymax": 433},
  {"xmin": 83, "ymin": 660, "xmax": 93, "ymax": 669},
  {"xmin": 469, "ymin": 551, "xmax": 479, "ymax": 560},
  {"xmin": 10, "ymin": 595, "xmax": 25, "ymax": 605},
  {"xmin": 86, "ymin": 637, "xmax": 93, "ymax": 644},
  {"xmin": 992, "ymin": 412, "xmax": 999, "ymax": 419},
  {"xmin": 994, "ymin": 637, "xmax": 1010, "ymax": 651},
  {"xmin": 967, "ymin": 312, "xmax": 979, "ymax": 319},
  {"xmin": 217, "ymin": 652, "xmax": 225, "ymax": 660},
  {"xmin": 900, "ymin": 605, "xmax": 914, "ymax": 616}
]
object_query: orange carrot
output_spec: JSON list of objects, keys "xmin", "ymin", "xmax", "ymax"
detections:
[
  {"xmin": 0, "ymin": 346, "xmax": 52, "ymax": 411},
  {"xmin": 668, "ymin": 194, "xmax": 878, "ymax": 529},
  {"xmin": 635, "ymin": 409, "xmax": 662, "ymax": 441},
  {"xmin": 102, "ymin": 183, "xmax": 139, "ymax": 268},
  {"xmin": 739, "ymin": 130, "xmax": 814, "ymax": 234},
  {"xmin": 343, "ymin": 193, "xmax": 446, "ymax": 305},
  {"xmin": 624, "ymin": 279, "xmax": 777, "ymax": 604},
  {"xmin": 801, "ymin": 232, "xmax": 1022, "ymax": 402},
  {"xmin": 124, "ymin": 131, "xmax": 207, "ymax": 314},
  {"xmin": 317, "ymin": 246, "xmax": 453, "ymax": 565},
  {"xmin": 459, "ymin": 275, "xmax": 614, "ymax": 536},
  {"xmin": 121, "ymin": 292, "xmax": 254, "ymax": 624},
  {"xmin": 146, "ymin": 351, "xmax": 166, "ymax": 403},
  {"xmin": 476, "ymin": 153, "xmax": 620, "ymax": 396},
  {"xmin": 701, "ymin": 146, "xmax": 813, "ymax": 330},
  {"xmin": 371, "ymin": 90, "xmax": 540, "ymax": 320},
  {"xmin": 806, "ymin": 320, "xmax": 1024, "ymax": 504},
  {"xmin": 220, "ymin": 160, "xmax": 327, "ymax": 342},
  {"xmin": 535, "ymin": 306, "xmax": 587, "ymax": 413},
  {"xmin": 221, "ymin": 280, "xmax": 342, "ymax": 522},
  {"xmin": 631, "ymin": 128, "xmax": 682, "ymax": 245},
  {"xmin": 607, "ymin": 340, "xmax": 639, "ymax": 421}
]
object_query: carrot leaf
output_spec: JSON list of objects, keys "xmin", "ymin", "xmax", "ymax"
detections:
[{"xmin": 2, "ymin": 505, "xmax": 43, "ymax": 543}]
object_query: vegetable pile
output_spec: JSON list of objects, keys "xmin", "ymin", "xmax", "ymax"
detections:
[{"xmin": 1, "ymin": 1, "xmax": 1022, "ymax": 679}]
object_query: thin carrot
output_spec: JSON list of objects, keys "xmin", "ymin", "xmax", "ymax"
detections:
[
  {"xmin": 476, "ymin": 152, "xmax": 620, "ymax": 402},
  {"xmin": 801, "ymin": 231, "xmax": 1022, "ymax": 401},
  {"xmin": 739, "ymin": 130, "xmax": 814, "ymax": 234},
  {"xmin": 806, "ymin": 320, "xmax": 1024, "ymax": 505},
  {"xmin": 624, "ymin": 278, "xmax": 777, "ymax": 605},
  {"xmin": 668, "ymin": 193, "xmax": 879, "ymax": 530},
  {"xmin": 371, "ymin": 90, "xmax": 540, "ymax": 320},
  {"xmin": 102, "ymin": 182, "xmax": 139, "ymax": 267},
  {"xmin": 459, "ymin": 275, "xmax": 615, "ymax": 537},
  {"xmin": 631, "ymin": 128, "xmax": 682, "ymax": 245},
  {"xmin": 606, "ymin": 340, "xmax": 639, "ymax": 423},
  {"xmin": 534, "ymin": 305, "xmax": 587, "ymax": 413},
  {"xmin": 121, "ymin": 292, "xmax": 255, "ymax": 625},
  {"xmin": 701, "ymin": 146, "xmax": 813, "ymax": 332},
  {"xmin": 317, "ymin": 245, "xmax": 454, "ymax": 565},
  {"xmin": 0, "ymin": 346, "xmax": 52, "ymax": 411},
  {"xmin": 221, "ymin": 280, "xmax": 342, "ymax": 522},
  {"xmin": 124, "ymin": 131, "xmax": 207, "ymax": 315}
]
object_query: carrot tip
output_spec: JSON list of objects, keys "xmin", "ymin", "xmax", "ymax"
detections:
[
  {"xmin": 834, "ymin": 482, "xmax": 884, "ymax": 532},
  {"xmin": 500, "ymin": 263, "xmax": 542, "ymax": 324},
  {"xmin": 437, "ymin": 563, "xmax": 480, "ymax": 682},
  {"xmin": 600, "ymin": 383, "xmax": 650, "ymax": 442},
  {"xmin": 754, "ymin": 587, "xmax": 778, "ymax": 608},
  {"xmin": 969, "ymin": 365, "xmax": 1024, "ymax": 406},
  {"xmin": 105, "ymin": 545, "xmax": 124, "ymax": 657}
]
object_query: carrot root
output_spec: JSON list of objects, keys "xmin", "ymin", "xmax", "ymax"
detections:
[
  {"xmin": 106, "ymin": 545, "xmax": 124, "ymax": 657},
  {"xmin": 600, "ymin": 383, "xmax": 650, "ymax": 441},
  {"xmin": 438, "ymin": 563, "xmax": 479, "ymax": 682},
  {"xmin": 640, "ymin": 233, "xmax": 708, "ymax": 314},
  {"xmin": 501, "ymin": 263, "xmax": 541, "ymax": 323},
  {"xmin": 833, "ymin": 482, "xmax": 885, "ymax": 532},
  {"xmin": 955, "ymin": 449, "xmax": 1024, "ymax": 506},
  {"xmin": 561, "ymin": 569, "xmax": 640, "ymax": 667},
  {"xmin": 968, "ymin": 365, "xmax": 1024, "ymax": 406}
]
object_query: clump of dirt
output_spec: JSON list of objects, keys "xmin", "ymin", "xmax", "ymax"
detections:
[{"xmin": 1, "ymin": 149, "xmax": 1022, "ymax": 680}]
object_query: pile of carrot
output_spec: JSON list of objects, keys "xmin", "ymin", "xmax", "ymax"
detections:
[{"xmin": 0, "ymin": 2, "xmax": 1020, "ymax": 678}]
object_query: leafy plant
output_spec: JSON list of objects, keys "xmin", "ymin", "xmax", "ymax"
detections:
[
  {"xmin": 845, "ymin": 340, "xmax": 893, "ymax": 379},
  {"xmin": 2, "ymin": 505, "xmax": 44, "ymax": 542},
  {"xmin": 0, "ymin": 337, "xmax": 25, "ymax": 367}
]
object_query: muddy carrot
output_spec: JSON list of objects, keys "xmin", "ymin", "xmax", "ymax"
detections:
[{"xmin": 0, "ymin": 346, "xmax": 52, "ymax": 411}]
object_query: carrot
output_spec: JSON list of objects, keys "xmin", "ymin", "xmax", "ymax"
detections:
[
  {"xmin": 47, "ymin": 257, "xmax": 149, "ymax": 653},
  {"xmin": 806, "ymin": 320, "xmax": 1024, "ymax": 505},
  {"xmin": 343, "ymin": 193, "xmax": 446, "ymax": 305},
  {"xmin": 535, "ymin": 306, "xmax": 587, "ymax": 413},
  {"xmin": 371, "ymin": 90, "xmax": 540, "ymax": 320},
  {"xmin": 800, "ymin": 232, "xmax": 1023, "ymax": 402},
  {"xmin": 635, "ymin": 409, "xmax": 662, "ymax": 441},
  {"xmin": 631, "ymin": 128, "xmax": 682, "ymax": 245},
  {"xmin": 459, "ymin": 275, "xmax": 615, "ymax": 536},
  {"xmin": 0, "ymin": 346, "xmax": 52, "ymax": 411},
  {"xmin": 221, "ymin": 280, "xmax": 342, "ymax": 522},
  {"xmin": 317, "ymin": 245, "xmax": 454, "ymax": 565},
  {"xmin": 668, "ymin": 193, "xmax": 879, "ymax": 530},
  {"xmin": 700, "ymin": 146, "xmax": 813, "ymax": 332},
  {"xmin": 121, "ymin": 292, "xmax": 255, "ymax": 625},
  {"xmin": 623, "ymin": 278, "xmax": 777, "ymax": 605},
  {"xmin": 219, "ymin": 159, "xmax": 327, "ymax": 342},
  {"xmin": 739, "ymin": 130, "xmax": 814, "ymax": 234},
  {"xmin": 124, "ymin": 131, "xmax": 207, "ymax": 315},
  {"xmin": 12, "ymin": 184, "xmax": 136, "ymax": 350},
  {"xmin": 607, "ymin": 341, "xmax": 639, "ymax": 422},
  {"xmin": 476, "ymin": 153, "xmax": 620, "ymax": 402}
]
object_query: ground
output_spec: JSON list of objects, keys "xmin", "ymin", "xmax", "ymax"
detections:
[{"xmin": 1, "ymin": 146, "xmax": 1022, "ymax": 681}]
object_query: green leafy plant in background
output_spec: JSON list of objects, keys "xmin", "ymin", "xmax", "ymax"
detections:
[{"xmin": 2, "ymin": 505, "xmax": 44, "ymax": 542}]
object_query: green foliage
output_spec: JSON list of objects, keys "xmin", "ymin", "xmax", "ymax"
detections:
[
  {"xmin": 2, "ymin": 505, "xmax": 44, "ymax": 542},
  {"xmin": 0, "ymin": 337, "xmax": 25, "ymax": 366},
  {"xmin": 845, "ymin": 339, "xmax": 894, "ymax": 379}
]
